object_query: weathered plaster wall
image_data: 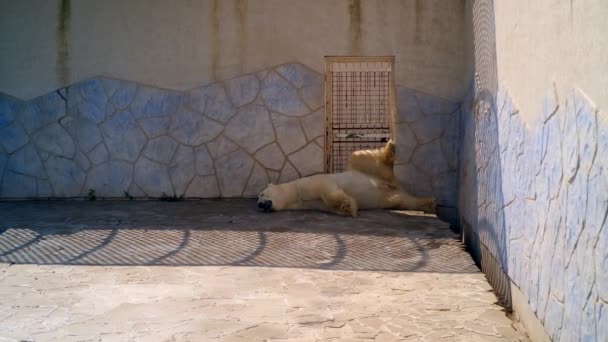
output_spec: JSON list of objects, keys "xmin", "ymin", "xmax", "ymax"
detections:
[
  {"xmin": 0, "ymin": 0, "xmax": 467, "ymax": 102},
  {"xmin": 494, "ymin": 0, "xmax": 608, "ymax": 125},
  {"xmin": 461, "ymin": 1, "xmax": 608, "ymax": 340}
]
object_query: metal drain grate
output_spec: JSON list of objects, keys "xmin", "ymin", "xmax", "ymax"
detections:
[{"xmin": 325, "ymin": 57, "xmax": 396, "ymax": 173}]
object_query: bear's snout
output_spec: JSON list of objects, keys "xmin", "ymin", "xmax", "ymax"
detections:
[{"xmin": 258, "ymin": 200, "xmax": 273, "ymax": 212}]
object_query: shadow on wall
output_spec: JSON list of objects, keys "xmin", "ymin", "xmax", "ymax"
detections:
[
  {"xmin": 0, "ymin": 201, "xmax": 478, "ymax": 273},
  {"xmin": 459, "ymin": 0, "xmax": 512, "ymax": 307}
]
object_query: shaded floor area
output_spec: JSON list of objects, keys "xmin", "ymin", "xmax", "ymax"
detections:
[{"xmin": 0, "ymin": 200, "xmax": 528, "ymax": 341}]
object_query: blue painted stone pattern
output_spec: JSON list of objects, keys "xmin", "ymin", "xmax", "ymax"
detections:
[
  {"xmin": 394, "ymin": 87, "xmax": 461, "ymax": 214},
  {"xmin": 0, "ymin": 63, "xmax": 330, "ymax": 199},
  {"xmin": 459, "ymin": 84, "xmax": 607, "ymax": 341}
]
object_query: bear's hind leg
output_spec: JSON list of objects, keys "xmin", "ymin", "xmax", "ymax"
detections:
[
  {"xmin": 321, "ymin": 189, "xmax": 359, "ymax": 218},
  {"xmin": 395, "ymin": 191, "xmax": 437, "ymax": 214}
]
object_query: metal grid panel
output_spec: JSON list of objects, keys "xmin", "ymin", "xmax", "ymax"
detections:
[{"xmin": 325, "ymin": 57, "xmax": 395, "ymax": 173}]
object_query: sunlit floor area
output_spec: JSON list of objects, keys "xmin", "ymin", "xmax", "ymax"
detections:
[{"xmin": 0, "ymin": 200, "xmax": 528, "ymax": 341}]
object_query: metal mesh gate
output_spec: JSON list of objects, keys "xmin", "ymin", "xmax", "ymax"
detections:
[{"xmin": 324, "ymin": 57, "xmax": 396, "ymax": 173}]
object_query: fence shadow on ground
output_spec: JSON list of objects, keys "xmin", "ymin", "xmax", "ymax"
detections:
[{"xmin": 0, "ymin": 200, "xmax": 478, "ymax": 273}]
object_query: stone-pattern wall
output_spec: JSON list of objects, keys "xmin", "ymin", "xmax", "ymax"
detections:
[
  {"xmin": 394, "ymin": 87, "xmax": 461, "ymax": 209},
  {"xmin": 0, "ymin": 62, "xmax": 460, "ymax": 207},
  {"xmin": 0, "ymin": 63, "xmax": 325, "ymax": 198},
  {"xmin": 459, "ymin": 84, "xmax": 608, "ymax": 341}
]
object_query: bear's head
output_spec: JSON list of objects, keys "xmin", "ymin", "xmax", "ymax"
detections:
[{"xmin": 257, "ymin": 183, "xmax": 286, "ymax": 212}]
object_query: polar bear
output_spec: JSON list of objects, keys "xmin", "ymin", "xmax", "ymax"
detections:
[
  {"xmin": 346, "ymin": 139, "xmax": 395, "ymax": 182},
  {"xmin": 257, "ymin": 140, "xmax": 436, "ymax": 217}
]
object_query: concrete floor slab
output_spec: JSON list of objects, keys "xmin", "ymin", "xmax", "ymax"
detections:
[{"xmin": 0, "ymin": 200, "xmax": 528, "ymax": 341}]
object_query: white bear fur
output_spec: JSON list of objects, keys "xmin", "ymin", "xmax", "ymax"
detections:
[{"xmin": 257, "ymin": 140, "xmax": 436, "ymax": 217}]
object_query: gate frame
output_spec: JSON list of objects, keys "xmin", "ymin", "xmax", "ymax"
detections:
[{"xmin": 324, "ymin": 56, "xmax": 397, "ymax": 173}]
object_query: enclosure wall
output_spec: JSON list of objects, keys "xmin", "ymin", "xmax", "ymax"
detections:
[
  {"xmin": 460, "ymin": 0, "xmax": 608, "ymax": 340},
  {"xmin": 0, "ymin": 0, "xmax": 464, "ymax": 206}
]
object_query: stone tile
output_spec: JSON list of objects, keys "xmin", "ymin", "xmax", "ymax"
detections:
[
  {"xmin": 215, "ymin": 149, "xmax": 254, "ymax": 197},
  {"xmin": 0, "ymin": 122, "xmax": 29, "ymax": 153},
  {"xmin": 143, "ymin": 136, "xmax": 178, "ymax": 164},
  {"xmin": 0, "ymin": 93, "xmax": 21, "ymax": 129},
  {"xmin": 432, "ymin": 171, "xmax": 458, "ymax": 207},
  {"xmin": 574, "ymin": 89, "xmax": 597, "ymax": 173},
  {"xmin": 411, "ymin": 140, "xmax": 451, "ymax": 176},
  {"xmin": 33, "ymin": 123, "xmax": 75, "ymax": 158},
  {"xmin": 185, "ymin": 175, "xmax": 219, "ymax": 197},
  {"xmin": 37, "ymin": 179, "xmax": 53, "ymax": 197},
  {"xmin": 256, "ymin": 69, "xmax": 268, "ymax": 80},
  {"xmin": 592, "ymin": 115, "xmax": 608, "ymax": 302},
  {"xmin": 79, "ymin": 78, "xmax": 107, "ymax": 105},
  {"xmin": 300, "ymin": 84, "xmax": 323, "ymax": 111},
  {"xmin": 224, "ymin": 105, "xmax": 274, "ymax": 154},
  {"xmin": 88, "ymin": 143, "xmax": 109, "ymax": 165},
  {"xmin": 226, "ymin": 74, "xmax": 260, "ymax": 107},
  {"xmin": 597, "ymin": 302, "xmax": 608, "ymax": 342},
  {"xmin": 169, "ymin": 145, "xmax": 196, "ymax": 196},
  {"xmin": 6, "ymin": 144, "xmax": 45, "ymax": 178},
  {"xmin": 261, "ymin": 71, "xmax": 309, "ymax": 117},
  {"xmin": 1, "ymin": 171, "xmax": 36, "ymax": 197},
  {"xmin": 85, "ymin": 161, "xmax": 133, "ymax": 197},
  {"xmin": 130, "ymin": 86, "xmax": 181, "ymax": 119},
  {"xmin": 410, "ymin": 114, "xmax": 446, "ymax": 144},
  {"xmin": 127, "ymin": 183, "xmax": 146, "ymax": 198},
  {"xmin": 394, "ymin": 163, "xmax": 433, "ymax": 197},
  {"xmin": 73, "ymin": 150, "xmax": 91, "ymax": 172},
  {"xmin": 139, "ymin": 116, "xmax": 172, "ymax": 138},
  {"xmin": 19, "ymin": 92, "xmax": 66, "ymax": 133},
  {"xmin": 44, "ymin": 155, "xmax": 86, "ymax": 196},
  {"xmin": 188, "ymin": 83, "xmax": 236, "ymax": 123},
  {"xmin": 243, "ymin": 163, "xmax": 270, "ymax": 198},
  {"xmin": 61, "ymin": 116, "xmax": 103, "ymax": 153},
  {"xmin": 207, "ymin": 135, "xmax": 239, "ymax": 159},
  {"xmin": 70, "ymin": 80, "xmax": 107, "ymax": 124},
  {"xmin": 170, "ymin": 106, "xmax": 223, "ymax": 146},
  {"xmin": 275, "ymin": 63, "xmax": 322, "ymax": 89},
  {"xmin": 300, "ymin": 108, "xmax": 324, "ymax": 141},
  {"xmin": 278, "ymin": 161, "xmax": 299, "ymax": 184},
  {"xmin": 267, "ymin": 170, "xmax": 280, "ymax": 184},
  {"xmin": 134, "ymin": 157, "xmax": 174, "ymax": 197},
  {"xmin": 271, "ymin": 113, "xmax": 307, "ymax": 154},
  {"xmin": 561, "ymin": 95, "xmax": 579, "ymax": 182},
  {"xmin": 0, "ymin": 153, "xmax": 7, "ymax": 184},
  {"xmin": 102, "ymin": 110, "xmax": 148, "ymax": 162},
  {"xmin": 395, "ymin": 123, "xmax": 417, "ymax": 164},
  {"xmin": 102, "ymin": 78, "xmax": 137, "ymax": 109},
  {"xmin": 441, "ymin": 112, "xmax": 461, "ymax": 169},
  {"xmin": 195, "ymin": 145, "xmax": 215, "ymax": 176},
  {"xmin": 595, "ymin": 219, "xmax": 608, "ymax": 301},
  {"xmin": 288, "ymin": 143, "xmax": 323, "ymax": 177},
  {"xmin": 396, "ymin": 86, "xmax": 458, "ymax": 123},
  {"xmin": 254, "ymin": 143, "xmax": 285, "ymax": 171},
  {"xmin": 314, "ymin": 136, "xmax": 324, "ymax": 149}
]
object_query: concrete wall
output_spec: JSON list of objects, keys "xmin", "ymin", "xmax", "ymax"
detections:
[
  {"xmin": 0, "ymin": 64, "xmax": 326, "ymax": 199},
  {"xmin": 460, "ymin": 1, "xmax": 608, "ymax": 341},
  {"xmin": 0, "ymin": 0, "xmax": 467, "ymax": 102},
  {"xmin": 0, "ymin": 0, "xmax": 464, "ymax": 207},
  {"xmin": 0, "ymin": 63, "xmax": 461, "ymax": 208},
  {"xmin": 494, "ymin": 0, "xmax": 608, "ymax": 124}
]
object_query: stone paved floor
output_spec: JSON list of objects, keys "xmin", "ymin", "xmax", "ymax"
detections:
[{"xmin": 0, "ymin": 200, "xmax": 528, "ymax": 341}]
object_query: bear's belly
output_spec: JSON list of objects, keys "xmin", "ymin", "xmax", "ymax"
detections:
[{"xmin": 332, "ymin": 171, "xmax": 395, "ymax": 209}]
